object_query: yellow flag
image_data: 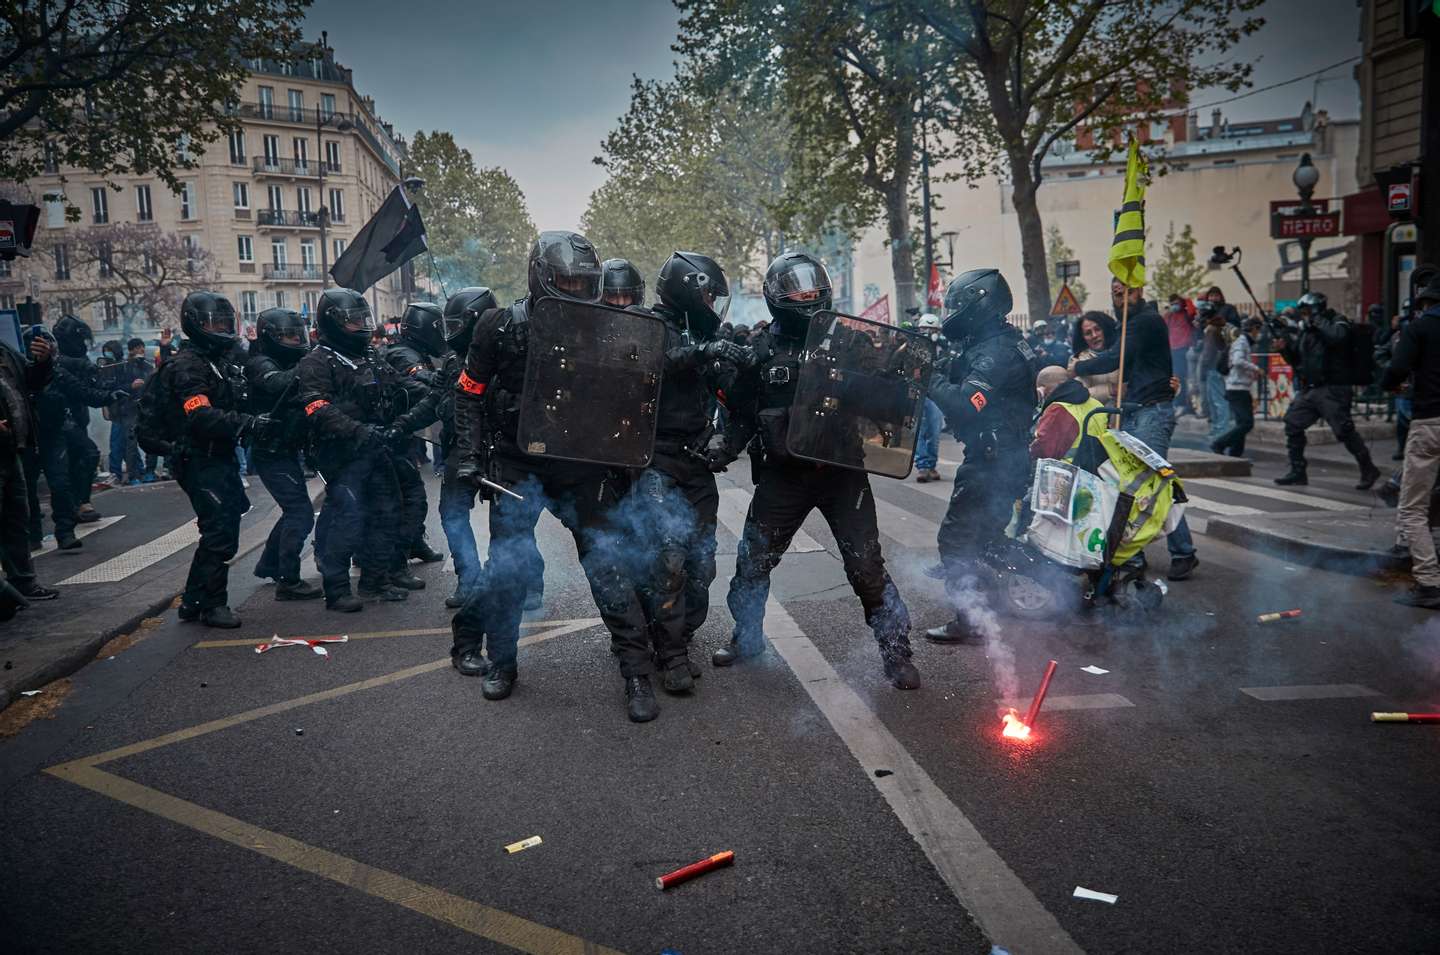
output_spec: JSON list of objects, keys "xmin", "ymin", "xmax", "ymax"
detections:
[{"xmin": 1108, "ymin": 138, "xmax": 1148, "ymax": 288}]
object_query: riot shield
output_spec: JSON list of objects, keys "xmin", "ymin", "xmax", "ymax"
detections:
[
  {"xmin": 516, "ymin": 297, "xmax": 666, "ymax": 468},
  {"xmin": 785, "ymin": 310, "xmax": 933, "ymax": 478}
]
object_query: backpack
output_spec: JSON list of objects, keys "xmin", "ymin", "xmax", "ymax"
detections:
[
  {"xmin": 1340, "ymin": 320, "xmax": 1376, "ymax": 386},
  {"xmin": 135, "ymin": 362, "xmax": 175, "ymax": 456}
]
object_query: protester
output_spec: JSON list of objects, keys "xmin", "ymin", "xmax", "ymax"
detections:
[
  {"xmin": 914, "ymin": 313, "xmax": 944, "ymax": 483},
  {"xmin": 1069, "ymin": 311, "xmax": 1120, "ymax": 403},
  {"xmin": 1030, "ymin": 365, "xmax": 1105, "ymax": 461},
  {"xmin": 1203, "ymin": 286, "xmax": 1241, "ymax": 328},
  {"xmin": 1164, "ymin": 296, "xmax": 1196, "ymax": 414},
  {"xmin": 1199, "ymin": 303, "xmax": 1233, "ymax": 441},
  {"xmin": 1382, "ymin": 270, "xmax": 1440, "ymax": 608},
  {"xmin": 1211, "ymin": 317, "xmax": 1264, "ymax": 457}
]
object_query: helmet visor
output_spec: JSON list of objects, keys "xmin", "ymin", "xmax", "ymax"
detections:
[
  {"xmin": 196, "ymin": 300, "xmax": 237, "ymax": 338},
  {"xmin": 704, "ymin": 287, "xmax": 732, "ymax": 322},
  {"xmin": 547, "ymin": 265, "xmax": 604, "ymax": 303},
  {"xmin": 766, "ymin": 261, "xmax": 830, "ymax": 304},
  {"xmin": 274, "ymin": 323, "xmax": 309, "ymax": 348},
  {"xmin": 333, "ymin": 303, "xmax": 374, "ymax": 334}
]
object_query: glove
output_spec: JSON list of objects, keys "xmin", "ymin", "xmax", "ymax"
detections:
[
  {"xmin": 704, "ymin": 433, "xmax": 735, "ymax": 473},
  {"xmin": 360, "ymin": 424, "xmax": 388, "ymax": 449},
  {"xmin": 110, "ymin": 390, "xmax": 130, "ymax": 404},
  {"xmin": 454, "ymin": 454, "xmax": 486, "ymax": 491},
  {"xmin": 702, "ymin": 340, "xmax": 754, "ymax": 366},
  {"xmin": 377, "ymin": 426, "xmax": 408, "ymax": 450},
  {"xmin": 248, "ymin": 413, "xmax": 278, "ymax": 446}
]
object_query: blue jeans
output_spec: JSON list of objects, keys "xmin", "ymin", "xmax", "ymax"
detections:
[
  {"xmin": 915, "ymin": 399, "xmax": 942, "ymax": 471},
  {"xmin": 1206, "ymin": 370, "xmax": 1232, "ymax": 440},
  {"xmin": 1120, "ymin": 403, "xmax": 1196, "ymax": 559},
  {"xmin": 252, "ymin": 449, "xmax": 314, "ymax": 582}
]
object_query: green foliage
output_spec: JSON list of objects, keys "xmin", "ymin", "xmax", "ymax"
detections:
[
  {"xmin": 406, "ymin": 131, "xmax": 536, "ymax": 304},
  {"xmin": 1148, "ymin": 222, "xmax": 1209, "ymax": 302},
  {"xmin": 1045, "ymin": 225, "xmax": 1088, "ymax": 308},
  {"xmin": 0, "ymin": 0, "xmax": 308, "ymax": 191}
]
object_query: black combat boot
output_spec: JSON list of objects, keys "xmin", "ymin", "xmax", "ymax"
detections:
[
  {"xmin": 200, "ymin": 606, "xmax": 241, "ymax": 629},
  {"xmin": 387, "ymin": 571, "xmax": 426, "ymax": 591},
  {"xmin": 661, "ymin": 658, "xmax": 695, "ymax": 694},
  {"xmin": 409, "ymin": 540, "xmax": 445, "ymax": 563},
  {"xmin": 358, "ymin": 576, "xmax": 408, "ymax": 601},
  {"xmin": 1273, "ymin": 455, "xmax": 1308, "ymax": 486},
  {"xmin": 482, "ymin": 667, "xmax": 517, "ymax": 700},
  {"xmin": 276, "ymin": 579, "xmax": 323, "ymax": 601},
  {"xmin": 452, "ymin": 649, "xmax": 489, "ymax": 677},
  {"xmin": 56, "ymin": 531, "xmax": 81, "ymax": 550},
  {"xmin": 625, "ymin": 675, "xmax": 659, "ymax": 722},
  {"xmin": 882, "ymin": 653, "xmax": 921, "ymax": 690},
  {"xmin": 1355, "ymin": 453, "xmax": 1382, "ymax": 491}
]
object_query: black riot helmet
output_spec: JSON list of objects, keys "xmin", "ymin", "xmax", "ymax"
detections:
[
  {"xmin": 53, "ymin": 314, "xmax": 94, "ymax": 358},
  {"xmin": 941, "ymin": 268, "xmax": 1013, "ymax": 341},
  {"xmin": 256, "ymin": 308, "xmax": 310, "ymax": 366},
  {"xmin": 763, "ymin": 251, "xmax": 832, "ymax": 339},
  {"xmin": 601, "ymin": 258, "xmax": 646, "ymax": 309},
  {"xmin": 441, "ymin": 286, "xmax": 497, "ymax": 354},
  {"xmin": 1296, "ymin": 290, "xmax": 1328, "ymax": 316},
  {"xmin": 656, "ymin": 251, "xmax": 731, "ymax": 339},
  {"xmin": 316, "ymin": 287, "xmax": 375, "ymax": 357},
  {"xmin": 528, "ymin": 231, "xmax": 604, "ymax": 303},
  {"xmin": 400, "ymin": 301, "xmax": 446, "ymax": 357},
  {"xmin": 180, "ymin": 291, "xmax": 239, "ymax": 356}
]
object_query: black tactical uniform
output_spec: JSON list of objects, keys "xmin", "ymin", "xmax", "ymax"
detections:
[
  {"xmin": 923, "ymin": 269, "xmax": 1039, "ymax": 643},
  {"xmin": 244, "ymin": 308, "xmax": 321, "ymax": 600},
  {"xmin": 23, "ymin": 328, "xmax": 86, "ymax": 548},
  {"xmin": 1275, "ymin": 290, "xmax": 1379, "ymax": 489},
  {"xmin": 0, "ymin": 327, "xmax": 55, "ymax": 600},
  {"xmin": 162, "ymin": 292, "xmax": 265, "ymax": 628},
  {"xmin": 379, "ymin": 302, "xmax": 447, "ymax": 565},
  {"xmin": 297, "ymin": 288, "xmax": 423, "ymax": 611},
  {"xmin": 708, "ymin": 252, "xmax": 919, "ymax": 689},
  {"xmin": 52, "ymin": 316, "xmax": 118, "ymax": 520},
  {"xmin": 628, "ymin": 253, "xmax": 748, "ymax": 696},
  {"xmin": 451, "ymin": 231, "xmax": 651, "ymax": 710}
]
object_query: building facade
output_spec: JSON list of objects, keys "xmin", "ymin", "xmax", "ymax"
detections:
[
  {"xmin": 0, "ymin": 43, "xmax": 411, "ymax": 342},
  {"xmin": 852, "ymin": 105, "xmax": 1362, "ymax": 326}
]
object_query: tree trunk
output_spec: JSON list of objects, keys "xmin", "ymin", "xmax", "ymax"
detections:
[
  {"xmin": 885, "ymin": 183, "xmax": 916, "ymax": 318},
  {"xmin": 1008, "ymin": 157, "xmax": 1050, "ymax": 325}
]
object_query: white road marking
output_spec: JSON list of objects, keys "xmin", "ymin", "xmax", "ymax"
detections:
[
  {"xmin": 57, "ymin": 522, "xmax": 201, "ymax": 585},
  {"xmin": 718, "ymin": 487, "xmax": 825, "ymax": 553},
  {"xmin": 1187, "ymin": 477, "xmax": 1368, "ymax": 512},
  {"xmin": 1178, "ymin": 493, "xmax": 1266, "ymax": 518},
  {"xmin": 909, "ymin": 477, "xmax": 956, "ymax": 502},
  {"xmin": 1239, "ymin": 684, "xmax": 1380, "ymax": 701},
  {"xmin": 871, "ymin": 496, "xmax": 940, "ymax": 550},
  {"xmin": 996, "ymin": 693, "xmax": 1134, "ymax": 712},
  {"xmin": 758, "ymin": 597, "xmax": 1082, "ymax": 955},
  {"xmin": 34, "ymin": 515, "xmax": 125, "ymax": 555},
  {"xmin": 713, "ymin": 496, "xmax": 1079, "ymax": 953}
]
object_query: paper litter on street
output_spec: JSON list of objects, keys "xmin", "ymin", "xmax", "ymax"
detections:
[
  {"xmin": 20, "ymin": 690, "xmax": 41, "ymax": 697},
  {"xmin": 255, "ymin": 634, "xmax": 349, "ymax": 656},
  {"xmin": 1080, "ymin": 665, "xmax": 1109, "ymax": 675},
  {"xmin": 1073, "ymin": 886, "xmax": 1118, "ymax": 904}
]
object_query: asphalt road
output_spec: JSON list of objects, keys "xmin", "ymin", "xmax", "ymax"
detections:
[{"xmin": 2, "ymin": 453, "xmax": 1437, "ymax": 955}]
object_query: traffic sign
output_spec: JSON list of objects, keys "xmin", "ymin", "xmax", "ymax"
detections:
[
  {"xmin": 1387, "ymin": 183, "xmax": 1413, "ymax": 214},
  {"xmin": 1271, "ymin": 212, "xmax": 1341, "ymax": 239},
  {"xmin": 1054, "ymin": 259, "xmax": 1081, "ymax": 281},
  {"xmin": 1049, "ymin": 284, "xmax": 1083, "ymax": 317},
  {"xmin": 0, "ymin": 221, "xmax": 13, "ymax": 251}
]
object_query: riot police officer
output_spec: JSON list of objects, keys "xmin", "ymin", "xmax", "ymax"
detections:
[
  {"xmin": 923, "ymin": 268, "xmax": 1038, "ymax": 644},
  {"xmin": 452, "ymin": 231, "xmax": 653, "ymax": 718},
  {"xmin": 52, "ymin": 315, "xmax": 119, "ymax": 523},
  {"xmin": 380, "ymin": 301, "xmax": 448, "ymax": 565},
  {"xmin": 601, "ymin": 258, "xmax": 647, "ymax": 309},
  {"xmin": 1273, "ymin": 290, "xmax": 1380, "ymax": 489},
  {"xmin": 706, "ymin": 251, "xmax": 920, "ymax": 689},
  {"xmin": 297, "ymin": 288, "xmax": 426, "ymax": 611},
  {"xmin": 23, "ymin": 326, "xmax": 84, "ymax": 550},
  {"xmin": 161, "ymin": 291, "xmax": 271, "ymax": 628},
  {"xmin": 245, "ymin": 308, "xmax": 321, "ymax": 601},
  {"xmin": 632, "ymin": 252, "xmax": 750, "ymax": 692}
]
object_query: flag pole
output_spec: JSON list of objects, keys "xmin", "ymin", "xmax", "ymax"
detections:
[{"xmin": 1113, "ymin": 291, "xmax": 1129, "ymax": 429}]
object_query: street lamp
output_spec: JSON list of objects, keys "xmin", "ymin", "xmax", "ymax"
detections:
[
  {"xmin": 1292, "ymin": 152, "xmax": 1320, "ymax": 293},
  {"xmin": 316, "ymin": 108, "xmax": 353, "ymax": 291}
]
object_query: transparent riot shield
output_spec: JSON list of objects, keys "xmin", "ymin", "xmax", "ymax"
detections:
[
  {"xmin": 516, "ymin": 297, "xmax": 666, "ymax": 468},
  {"xmin": 785, "ymin": 310, "xmax": 934, "ymax": 478}
]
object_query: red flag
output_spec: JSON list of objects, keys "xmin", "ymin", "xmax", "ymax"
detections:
[{"xmin": 927, "ymin": 264, "xmax": 943, "ymax": 310}]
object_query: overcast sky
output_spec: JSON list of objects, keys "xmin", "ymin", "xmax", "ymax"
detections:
[{"xmin": 305, "ymin": 0, "xmax": 1359, "ymax": 233}]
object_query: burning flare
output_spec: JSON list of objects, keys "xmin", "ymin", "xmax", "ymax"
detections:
[{"xmin": 1000, "ymin": 708, "xmax": 1031, "ymax": 740}]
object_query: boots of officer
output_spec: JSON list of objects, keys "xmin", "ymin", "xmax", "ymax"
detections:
[
  {"xmin": 625, "ymin": 674, "xmax": 659, "ymax": 722},
  {"xmin": 1355, "ymin": 451, "xmax": 1381, "ymax": 491},
  {"xmin": 1274, "ymin": 451, "xmax": 1308, "ymax": 486}
]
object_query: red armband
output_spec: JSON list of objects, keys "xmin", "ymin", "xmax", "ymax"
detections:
[
  {"xmin": 183, "ymin": 395, "xmax": 211, "ymax": 414},
  {"xmin": 457, "ymin": 370, "xmax": 486, "ymax": 396},
  {"xmin": 969, "ymin": 391, "xmax": 988, "ymax": 412},
  {"xmin": 304, "ymin": 399, "xmax": 330, "ymax": 416}
]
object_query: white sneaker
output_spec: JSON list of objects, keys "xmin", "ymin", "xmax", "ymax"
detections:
[{"xmin": 241, "ymin": 477, "xmax": 250, "ymax": 489}]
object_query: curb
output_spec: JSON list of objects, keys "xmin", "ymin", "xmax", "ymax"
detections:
[
  {"xmin": 1204, "ymin": 514, "xmax": 1409, "ymax": 577},
  {"xmin": 1170, "ymin": 453, "xmax": 1252, "ymax": 479}
]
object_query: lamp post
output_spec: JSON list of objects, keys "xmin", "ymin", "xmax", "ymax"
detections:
[
  {"xmin": 1292, "ymin": 152, "xmax": 1320, "ymax": 294},
  {"xmin": 316, "ymin": 107, "xmax": 353, "ymax": 291}
]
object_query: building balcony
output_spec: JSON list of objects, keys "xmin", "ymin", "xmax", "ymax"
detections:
[
  {"xmin": 256, "ymin": 209, "xmax": 322, "ymax": 229},
  {"xmin": 263, "ymin": 265, "xmax": 323, "ymax": 282},
  {"xmin": 253, "ymin": 157, "xmax": 321, "ymax": 178}
]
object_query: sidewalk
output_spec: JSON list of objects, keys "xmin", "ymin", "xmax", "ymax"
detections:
[
  {"xmin": 1177, "ymin": 412, "xmax": 1394, "ymax": 447},
  {"xmin": 1205, "ymin": 507, "xmax": 1407, "ymax": 576},
  {"xmin": 0, "ymin": 480, "xmax": 323, "ymax": 712}
]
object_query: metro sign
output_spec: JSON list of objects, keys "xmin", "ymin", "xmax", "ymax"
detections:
[
  {"xmin": 1268, "ymin": 198, "xmax": 1331, "ymax": 217},
  {"xmin": 1272, "ymin": 212, "xmax": 1341, "ymax": 239}
]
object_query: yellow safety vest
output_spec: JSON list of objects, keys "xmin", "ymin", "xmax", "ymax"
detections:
[
  {"xmin": 1056, "ymin": 396, "xmax": 1107, "ymax": 460},
  {"xmin": 1095, "ymin": 431, "xmax": 1179, "ymax": 565}
]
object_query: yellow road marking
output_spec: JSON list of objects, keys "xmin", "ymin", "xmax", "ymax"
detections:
[
  {"xmin": 47, "ymin": 762, "xmax": 621, "ymax": 955},
  {"xmin": 192, "ymin": 618, "xmax": 600, "ymax": 650},
  {"xmin": 45, "ymin": 616, "xmax": 620, "ymax": 953}
]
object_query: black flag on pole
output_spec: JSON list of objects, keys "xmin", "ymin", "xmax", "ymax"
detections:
[{"xmin": 330, "ymin": 185, "xmax": 428, "ymax": 292}]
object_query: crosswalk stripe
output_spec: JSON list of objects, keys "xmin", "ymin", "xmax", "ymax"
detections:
[
  {"xmin": 1239, "ymin": 684, "xmax": 1379, "ymax": 701},
  {"xmin": 57, "ymin": 521, "xmax": 200, "ymax": 585},
  {"xmin": 1179, "ymin": 494, "xmax": 1266, "ymax": 518},
  {"xmin": 995, "ymin": 693, "xmax": 1134, "ymax": 712},
  {"xmin": 871, "ymin": 495, "xmax": 940, "ymax": 549},
  {"xmin": 910, "ymin": 476, "xmax": 956, "ymax": 501},
  {"xmin": 717, "ymin": 487, "xmax": 825, "ymax": 553},
  {"xmin": 1187, "ymin": 477, "xmax": 1367, "ymax": 512},
  {"xmin": 34, "ymin": 515, "xmax": 126, "ymax": 556}
]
